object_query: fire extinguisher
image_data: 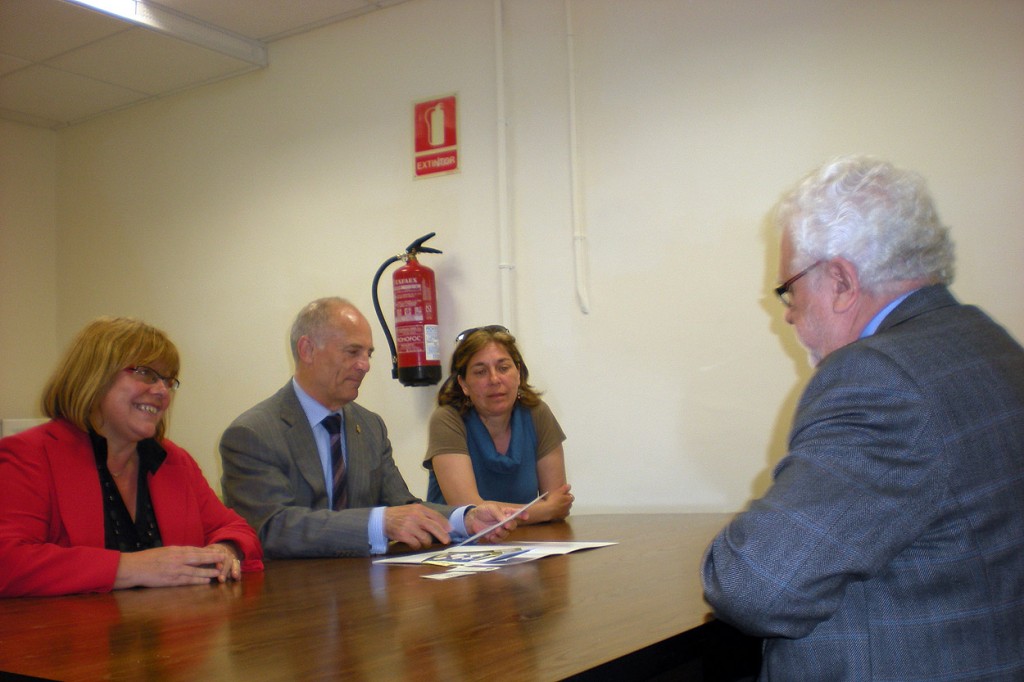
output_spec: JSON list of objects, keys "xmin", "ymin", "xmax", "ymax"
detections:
[{"xmin": 371, "ymin": 232, "xmax": 443, "ymax": 387}]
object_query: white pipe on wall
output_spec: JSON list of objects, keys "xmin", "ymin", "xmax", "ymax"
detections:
[
  {"xmin": 494, "ymin": 0, "xmax": 516, "ymax": 330},
  {"xmin": 565, "ymin": 0, "xmax": 591, "ymax": 315},
  {"xmin": 492, "ymin": 0, "xmax": 590, "ymax": 324}
]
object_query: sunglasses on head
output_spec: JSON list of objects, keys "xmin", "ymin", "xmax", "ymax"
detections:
[{"xmin": 454, "ymin": 325, "xmax": 510, "ymax": 344}]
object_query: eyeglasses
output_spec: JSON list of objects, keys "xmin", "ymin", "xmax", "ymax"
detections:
[
  {"xmin": 455, "ymin": 325, "xmax": 510, "ymax": 344},
  {"xmin": 124, "ymin": 366, "xmax": 180, "ymax": 391},
  {"xmin": 774, "ymin": 260, "xmax": 825, "ymax": 307}
]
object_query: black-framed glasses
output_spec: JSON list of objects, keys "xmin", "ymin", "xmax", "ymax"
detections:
[
  {"xmin": 774, "ymin": 260, "xmax": 825, "ymax": 308},
  {"xmin": 455, "ymin": 325, "xmax": 510, "ymax": 344},
  {"xmin": 124, "ymin": 365, "xmax": 180, "ymax": 391}
]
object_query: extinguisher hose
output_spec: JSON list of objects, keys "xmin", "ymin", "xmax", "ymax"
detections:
[{"xmin": 371, "ymin": 255, "xmax": 402, "ymax": 379}]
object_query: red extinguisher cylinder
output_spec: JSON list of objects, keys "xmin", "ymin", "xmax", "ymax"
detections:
[{"xmin": 392, "ymin": 256, "xmax": 442, "ymax": 386}]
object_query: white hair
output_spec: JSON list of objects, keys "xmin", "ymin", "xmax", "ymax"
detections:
[{"xmin": 776, "ymin": 155, "xmax": 955, "ymax": 293}]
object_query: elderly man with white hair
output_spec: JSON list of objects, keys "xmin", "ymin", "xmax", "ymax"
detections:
[{"xmin": 703, "ymin": 156, "xmax": 1024, "ymax": 681}]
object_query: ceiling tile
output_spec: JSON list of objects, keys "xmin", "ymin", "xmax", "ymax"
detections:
[
  {"xmin": 0, "ymin": 0, "xmax": 412, "ymax": 128},
  {"xmin": 0, "ymin": 0, "xmax": 127, "ymax": 62},
  {"xmin": 46, "ymin": 27, "xmax": 260, "ymax": 95},
  {"xmin": 0, "ymin": 63, "xmax": 145, "ymax": 123}
]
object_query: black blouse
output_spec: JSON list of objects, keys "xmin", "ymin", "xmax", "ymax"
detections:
[{"xmin": 89, "ymin": 431, "xmax": 166, "ymax": 552}]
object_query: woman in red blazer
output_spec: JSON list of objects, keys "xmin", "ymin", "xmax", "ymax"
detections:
[{"xmin": 0, "ymin": 317, "xmax": 263, "ymax": 597}]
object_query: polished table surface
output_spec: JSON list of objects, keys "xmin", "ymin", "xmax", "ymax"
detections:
[{"xmin": 0, "ymin": 513, "xmax": 736, "ymax": 681}]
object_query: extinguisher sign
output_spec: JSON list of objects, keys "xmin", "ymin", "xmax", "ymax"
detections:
[{"xmin": 414, "ymin": 95, "xmax": 458, "ymax": 178}]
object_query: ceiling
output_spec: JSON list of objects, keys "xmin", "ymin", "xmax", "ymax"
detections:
[{"xmin": 0, "ymin": 0, "xmax": 410, "ymax": 129}]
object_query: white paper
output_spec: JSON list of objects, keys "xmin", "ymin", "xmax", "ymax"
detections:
[{"xmin": 375, "ymin": 541, "xmax": 617, "ymax": 566}]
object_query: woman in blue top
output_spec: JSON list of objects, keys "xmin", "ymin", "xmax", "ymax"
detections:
[{"xmin": 424, "ymin": 326, "xmax": 573, "ymax": 524}]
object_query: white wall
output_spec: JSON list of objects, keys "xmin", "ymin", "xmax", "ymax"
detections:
[
  {"xmin": 7, "ymin": 0, "xmax": 1023, "ymax": 513},
  {"xmin": 0, "ymin": 120, "xmax": 58, "ymax": 426}
]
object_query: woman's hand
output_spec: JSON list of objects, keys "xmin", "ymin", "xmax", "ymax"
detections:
[
  {"xmin": 113, "ymin": 544, "xmax": 242, "ymax": 590},
  {"xmin": 544, "ymin": 483, "xmax": 574, "ymax": 522},
  {"xmin": 514, "ymin": 484, "xmax": 573, "ymax": 524},
  {"xmin": 533, "ymin": 446, "xmax": 571, "ymax": 523},
  {"xmin": 205, "ymin": 542, "xmax": 243, "ymax": 583}
]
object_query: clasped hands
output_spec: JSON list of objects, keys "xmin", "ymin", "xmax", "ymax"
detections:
[
  {"xmin": 114, "ymin": 542, "xmax": 243, "ymax": 590},
  {"xmin": 383, "ymin": 501, "xmax": 524, "ymax": 550}
]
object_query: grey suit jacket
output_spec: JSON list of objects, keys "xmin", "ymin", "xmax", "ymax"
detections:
[
  {"xmin": 703, "ymin": 285, "xmax": 1024, "ymax": 680},
  {"xmin": 220, "ymin": 382, "xmax": 455, "ymax": 558}
]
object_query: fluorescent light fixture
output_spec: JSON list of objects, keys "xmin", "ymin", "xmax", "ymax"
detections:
[{"xmin": 65, "ymin": 0, "xmax": 268, "ymax": 66}]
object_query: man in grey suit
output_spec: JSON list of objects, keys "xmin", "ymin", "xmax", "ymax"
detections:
[
  {"xmin": 220, "ymin": 297, "xmax": 519, "ymax": 558},
  {"xmin": 702, "ymin": 156, "xmax": 1024, "ymax": 680}
]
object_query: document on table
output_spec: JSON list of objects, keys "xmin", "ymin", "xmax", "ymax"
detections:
[
  {"xmin": 373, "ymin": 492, "xmax": 616, "ymax": 578},
  {"xmin": 374, "ymin": 541, "xmax": 617, "ymax": 568}
]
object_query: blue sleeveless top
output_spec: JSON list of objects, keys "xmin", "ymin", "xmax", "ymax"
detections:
[{"xmin": 426, "ymin": 402, "xmax": 539, "ymax": 504}]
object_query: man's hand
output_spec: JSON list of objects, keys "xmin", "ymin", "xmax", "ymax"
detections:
[
  {"xmin": 466, "ymin": 502, "xmax": 526, "ymax": 544},
  {"xmin": 384, "ymin": 504, "xmax": 453, "ymax": 549}
]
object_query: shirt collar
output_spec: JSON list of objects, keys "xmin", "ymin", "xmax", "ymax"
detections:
[
  {"xmin": 859, "ymin": 289, "xmax": 919, "ymax": 339},
  {"xmin": 89, "ymin": 429, "xmax": 167, "ymax": 474},
  {"xmin": 291, "ymin": 377, "xmax": 342, "ymax": 429}
]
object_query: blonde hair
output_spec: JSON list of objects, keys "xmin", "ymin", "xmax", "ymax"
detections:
[{"xmin": 41, "ymin": 317, "xmax": 180, "ymax": 440}]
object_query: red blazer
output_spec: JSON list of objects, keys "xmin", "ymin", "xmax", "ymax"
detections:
[{"xmin": 0, "ymin": 419, "xmax": 263, "ymax": 597}]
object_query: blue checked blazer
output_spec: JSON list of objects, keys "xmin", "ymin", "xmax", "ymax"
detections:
[
  {"xmin": 220, "ymin": 382, "xmax": 455, "ymax": 558},
  {"xmin": 703, "ymin": 285, "xmax": 1024, "ymax": 681}
]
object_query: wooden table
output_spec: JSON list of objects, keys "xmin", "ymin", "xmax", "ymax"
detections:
[{"xmin": 0, "ymin": 513, "xmax": 758, "ymax": 681}]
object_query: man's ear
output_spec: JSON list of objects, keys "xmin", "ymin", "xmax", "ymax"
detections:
[
  {"xmin": 828, "ymin": 258, "xmax": 860, "ymax": 313},
  {"xmin": 296, "ymin": 336, "xmax": 315, "ymax": 364}
]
